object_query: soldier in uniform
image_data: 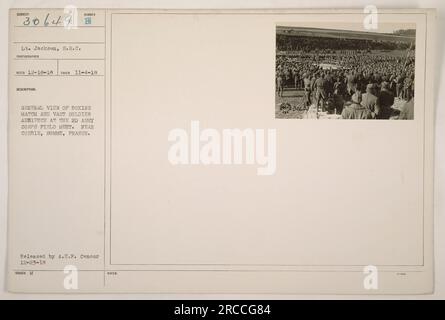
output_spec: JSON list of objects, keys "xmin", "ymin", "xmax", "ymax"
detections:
[
  {"xmin": 341, "ymin": 91, "xmax": 373, "ymax": 119},
  {"xmin": 376, "ymin": 82, "xmax": 395, "ymax": 119},
  {"xmin": 276, "ymin": 72, "xmax": 284, "ymax": 97},
  {"xmin": 303, "ymin": 73, "xmax": 312, "ymax": 107},
  {"xmin": 361, "ymin": 83, "xmax": 378, "ymax": 118},
  {"xmin": 314, "ymin": 73, "xmax": 327, "ymax": 112}
]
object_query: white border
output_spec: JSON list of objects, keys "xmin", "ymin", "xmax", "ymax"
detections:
[{"xmin": 0, "ymin": 0, "xmax": 443, "ymax": 299}]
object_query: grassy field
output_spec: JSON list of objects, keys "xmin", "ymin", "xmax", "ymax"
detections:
[{"xmin": 275, "ymin": 86, "xmax": 408, "ymax": 119}]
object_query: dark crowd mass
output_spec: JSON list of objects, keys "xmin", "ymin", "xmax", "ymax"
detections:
[{"xmin": 275, "ymin": 33, "xmax": 415, "ymax": 120}]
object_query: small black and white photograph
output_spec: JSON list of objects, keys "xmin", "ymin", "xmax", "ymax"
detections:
[{"xmin": 275, "ymin": 24, "xmax": 416, "ymax": 119}]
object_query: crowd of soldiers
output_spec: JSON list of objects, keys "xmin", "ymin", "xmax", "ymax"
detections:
[
  {"xmin": 276, "ymin": 50, "xmax": 415, "ymax": 119},
  {"xmin": 276, "ymin": 34, "xmax": 413, "ymax": 53}
]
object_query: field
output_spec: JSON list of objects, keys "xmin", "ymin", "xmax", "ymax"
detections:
[
  {"xmin": 275, "ymin": 87, "xmax": 408, "ymax": 119},
  {"xmin": 275, "ymin": 88, "xmax": 307, "ymax": 119}
]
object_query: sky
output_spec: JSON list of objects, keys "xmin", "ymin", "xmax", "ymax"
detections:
[{"xmin": 278, "ymin": 22, "xmax": 416, "ymax": 35}]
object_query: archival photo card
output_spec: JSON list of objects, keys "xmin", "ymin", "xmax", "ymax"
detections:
[{"xmin": 7, "ymin": 9, "xmax": 435, "ymax": 294}]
